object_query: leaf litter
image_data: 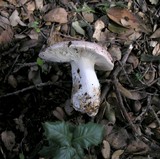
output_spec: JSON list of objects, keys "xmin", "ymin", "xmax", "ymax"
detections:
[{"xmin": 0, "ymin": 0, "xmax": 160, "ymax": 159}]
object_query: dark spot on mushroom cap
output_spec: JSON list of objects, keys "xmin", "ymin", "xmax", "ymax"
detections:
[
  {"xmin": 77, "ymin": 68, "xmax": 80, "ymax": 74},
  {"xmin": 68, "ymin": 41, "xmax": 72, "ymax": 47}
]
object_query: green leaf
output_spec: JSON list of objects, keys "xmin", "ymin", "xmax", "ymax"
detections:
[
  {"xmin": 43, "ymin": 121, "xmax": 72, "ymax": 147},
  {"xmin": 72, "ymin": 122, "xmax": 104, "ymax": 149},
  {"xmin": 54, "ymin": 147, "xmax": 77, "ymax": 159},
  {"xmin": 39, "ymin": 141, "xmax": 59, "ymax": 158},
  {"xmin": 19, "ymin": 153, "xmax": 25, "ymax": 159},
  {"xmin": 36, "ymin": 57, "xmax": 44, "ymax": 67}
]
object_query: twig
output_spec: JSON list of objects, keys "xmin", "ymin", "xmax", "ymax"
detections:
[
  {"xmin": 0, "ymin": 81, "xmax": 70, "ymax": 99},
  {"xmin": 113, "ymin": 76, "xmax": 141, "ymax": 136},
  {"xmin": 4, "ymin": 54, "xmax": 20, "ymax": 82},
  {"xmin": 100, "ymin": 44, "xmax": 133, "ymax": 102}
]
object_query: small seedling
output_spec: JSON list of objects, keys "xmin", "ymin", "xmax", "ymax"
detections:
[
  {"xmin": 39, "ymin": 121, "xmax": 104, "ymax": 159},
  {"xmin": 30, "ymin": 21, "xmax": 40, "ymax": 33}
]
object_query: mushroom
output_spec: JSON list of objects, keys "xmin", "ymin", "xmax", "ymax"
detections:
[{"xmin": 39, "ymin": 41, "xmax": 114, "ymax": 116}]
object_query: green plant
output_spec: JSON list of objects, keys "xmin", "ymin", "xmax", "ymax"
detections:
[
  {"xmin": 39, "ymin": 121, "xmax": 104, "ymax": 159},
  {"xmin": 30, "ymin": 21, "xmax": 40, "ymax": 33}
]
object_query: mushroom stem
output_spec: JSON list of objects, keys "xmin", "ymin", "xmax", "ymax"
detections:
[{"xmin": 71, "ymin": 57, "xmax": 100, "ymax": 116}]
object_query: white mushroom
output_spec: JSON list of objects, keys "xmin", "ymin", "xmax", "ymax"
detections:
[{"xmin": 39, "ymin": 41, "xmax": 114, "ymax": 116}]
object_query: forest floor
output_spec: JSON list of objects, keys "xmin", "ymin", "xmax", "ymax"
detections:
[{"xmin": 0, "ymin": 0, "xmax": 160, "ymax": 159}]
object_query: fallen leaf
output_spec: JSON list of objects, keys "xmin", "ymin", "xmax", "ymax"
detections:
[
  {"xmin": 152, "ymin": 43, "xmax": 160, "ymax": 56},
  {"xmin": 107, "ymin": 7, "xmax": 150, "ymax": 33},
  {"xmin": 117, "ymin": 82, "xmax": 147, "ymax": 100},
  {"xmin": 149, "ymin": 0, "xmax": 158, "ymax": 5},
  {"xmin": 106, "ymin": 128, "xmax": 129, "ymax": 149},
  {"xmin": 43, "ymin": 7, "xmax": 68, "ymax": 24},
  {"xmin": 82, "ymin": 12, "xmax": 94, "ymax": 23},
  {"xmin": 144, "ymin": 65, "xmax": 156, "ymax": 84},
  {"xmin": 72, "ymin": 21, "xmax": 85, "ymax": 35},
  {"xmin": 127, "ymin": 54, "xmax": 139, "ymax": 68},
  {"xmin": 111, "ymin": 150, "xmax": 124, "ymax": 159},
  {"xmin": 93, "ymin": 20, "xmax": 105, "ymax": 41},
  {"xmin": 35, "ymin": 0, "xmax": 43, "ymax": 10},
  {"xmin": 150, "ymin": 28, "xmax": 160, "ymax": 39},
  {"xmin": 101, "ymin": 140, "xmax": 111, "ymax": 159},
  {"xmin": 1, "ymin": 131, "xmax": 15, "ymax": 151},
  {"xmin": 141, "ymin": 54, "xmax": 160, "ymax": 62},
  {"xmin": 8, "ymin": 75, "xmax": 17, "ymax": 88},
  {"xmin": 0, "ymin": 26, "xmax": 13, "ymax": 45},
  {"xmin": 28, "ymin": 65, "xmax": 42, "ymax": 86},
  {"xmin": 108, "ymin": 45, "xmax": 122, "ymax": 61},
  {"xmin": 9, "ymin": 10, "xmax": 26, "ymax": 26},
  {"xmin": 126, "ymin": 139, "xmax": 149, "ymax": 154}
]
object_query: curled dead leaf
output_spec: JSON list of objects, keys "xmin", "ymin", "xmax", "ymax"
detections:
[
  {"xmin": 116, "ymin": 82, "xmax": 147, "ymax": 100},
  {"xmin": 8, "ymin": 75, "xmax": 17, "ymax": 88}
]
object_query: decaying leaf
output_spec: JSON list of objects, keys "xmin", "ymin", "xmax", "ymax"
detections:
[
  {"xmin": 53, "ymin": 107, "xmax": 65, "ymax": 121},
  {"xmin": 106, "ymin": 128, "xmax": 129, "ymax": 149},
  {"xmin": 92, "ymin": 20, "xmax": 105, "ymax": 41},
  {"xmin": 1, "ymin": 131, "xmax": 16, "ymax": 151},
  {"xmin": 9, "ymin": 10, "xmax": 26, "ymax": 26},
  {"xmin": 150, "ymin": 28, "xmax": 160, "ymax": 39},
  {"xmin": 43, "ymin": 7, "xmax": 68, "ymax": 24},
  {"xmin": 126, "ymin": 139, "xmax": 149, "ymax": 155},
  {"xmin": 127, "ymin": 54, "xmax": 139, "ymax": 68},
  {"xmin": 28, "ymin": 65, "xmax": 42, "ymax": 85},
  {"xmin": 107, "ymin": 7, "xmax": 150, "ymax": 33},
  {"xmin": 35, "ymin": 0, "xmax": 43, "ymax": 10},
  {"xmin": 152, "ymin": 43, "xmax": 160, "ymax": 56},
  {"xmin": 111, "ymin": 150, "xmax": 124, "ymax": 159},
  {"xmin": 72, "ymin": 21, "xmax": 85, "ymax": 36},
  {"xmin": 8, "ymin": 75, "xmax": 17, "ymax": 88},
  {"xmin": 0, "ymin": 15, "xmax": 14, "ymax": 45},
  {"xmin": 149, "ymin": 0, "xmax": 159, "ymax": 5},
  {"xmin": 108, "ymin": 45, "xmax": 122, "ymax": 61},
  {"xmin": 144, "ymin": 65, "xmax": 156, "ymax": 84},
  {"xmin": 82, "ymin": 12, "xmax": 94, "ymax": 23},
  {"xmin": 101, "ymin": 140, "xmax": 111, "ymax": 159},
  {"xmin": 116, "ymin": 82, "xmax": 147, "ymax": 100}
]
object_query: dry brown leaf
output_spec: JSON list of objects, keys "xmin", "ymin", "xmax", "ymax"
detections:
[
  {"xmin": 101, "ymin": 140, "xmax": 111, "ymax": 159},
  {"xmin": 152, "ymin": 43, "xmax": 160, "ymax": 56},
  {"xmin": 93, "ymin": 20, "xmax": 105, "ymax": 41},
  {"xmin": 43, "ymin": 7, "xmax": 68, "ymax": 24},
  {"xmin": 28, "ymin": 30, "xmax": 39, "ymax": 40},
  {"xmin": 26, "ymin": 1, "xmax": 36, "ymax": 15},
  {"xmin": 111, "ymin": 150, "xmax": 124, "ymax": 159},
  {"xmin": 9, "ymin": 10, "xmax": 26, "ymax": 26},
  {"xmin": 127, "ymin": 54, "xmax": 139, "ymax": 68},
  {"xmin": 0, "ymin": 0, "xmax": 8, "ymax": 7},
  {"xmin": 106, "ymin": 128, "xmax": 129, "ymax": 149},
  {"xmin": 126, "ymin": 139, "xmax": 149, "ymax": 154},
  {"xmin": 108, "ymin": 45, "xmax": 122, "ymax": 61},
  {"xmin": 150, "ymin": 28, "xmax": 160, "ymax": 39},
  {"xmin": 1, "ymin": 131, "xmax": 15, "ymax": 151},
  {"xmin": 144, "ymin": 65, "xmax": 156, "ymax": 84},
  {"xmin": 117, "ymin": 82, "xmax": 147, "ymax": 100},
  {"xmin": 82, "ymin": 12, "xmax": 94, "ymax": 23},
  {"xmin": 107, "ymin": 7, "xmax": 149, "ymax": 33},
  {"xmin": 0, "ymin": 26, "xmax": 13, "ymax": 45},
  {"xmin": 35, "ymin": 0, "xmax": 43, "ymax": 10}
]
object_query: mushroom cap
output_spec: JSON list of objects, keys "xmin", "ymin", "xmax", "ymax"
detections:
[{"xmin": 39, "ymin": 41, "xmax": 114, "ymax": 71}]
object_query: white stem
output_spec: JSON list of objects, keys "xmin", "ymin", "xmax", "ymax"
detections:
[{"xmin": 71, "ymin": 58, "xmax": 100, "ymax": 116}]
